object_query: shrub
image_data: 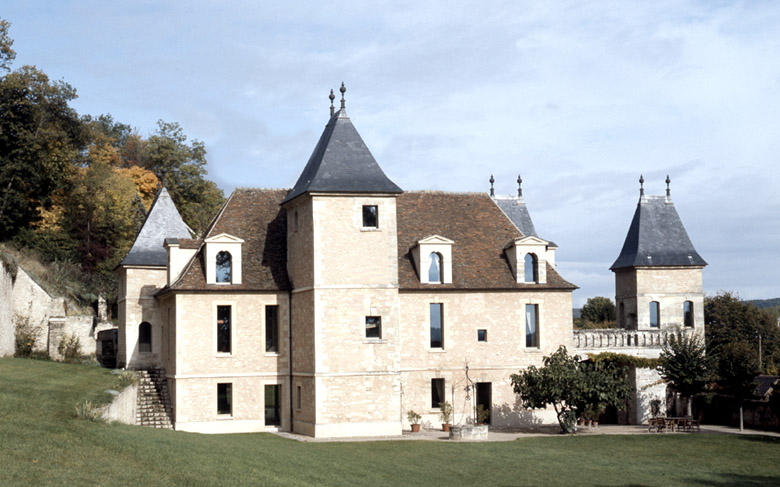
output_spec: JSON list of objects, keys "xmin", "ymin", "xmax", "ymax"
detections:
[
  {"xmin": 438, "ymin": 401, "xmax": 453, "ymax": 424},
  {"xmin": 407, "ymin": 410, "xmax": 421, "ymax": 424},
  {"xmin": 14, "ymin": 314, "xmax": 42, "ymax": 358},
  {"xmin": 116, "ymin": 370, "xmax": 137, "ymax": 388},
  {"xmin": 74, "ymin": 400, "xmax": 103, "ymax": 422},
  {"xmin": 57, "ymin": 333, "xmax": 82, "ymax": 362}
]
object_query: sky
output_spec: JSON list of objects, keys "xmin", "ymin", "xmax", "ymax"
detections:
[{"xmin": 4, "ymin": 1, "xmax": 779, "ymax": 306}]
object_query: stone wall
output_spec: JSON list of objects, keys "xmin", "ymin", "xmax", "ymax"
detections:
[
  {"xmin": 0, "ymin": 258, "xmax": 13, "ymax": 356},
  {"xmin": 101, "ymin": 383, "xmax": 138, "ymax": 424}
]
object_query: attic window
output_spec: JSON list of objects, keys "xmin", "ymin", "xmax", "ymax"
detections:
[
  {"xmin": 524, "ymin": 253, "xmax": 538, "ymax": 283},
  {"xmin": 428, "ymin": 252, "xmax": 442, "ymax": 283},
  {"xmin": 362, "ymin": 205, "xmax": 378, "ymax": 228},
  {"xmin": 216, "ymin": 251, "xmax": 232, "ymax": 283}
]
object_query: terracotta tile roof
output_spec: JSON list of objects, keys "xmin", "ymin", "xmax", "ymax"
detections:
[
  {"xmin": 397, "ymin": 191, "xmax": 576, "ymax": 290},
  {"xmin": 169, "ymin": 188, "xmax": 290, "ymax": 292}
]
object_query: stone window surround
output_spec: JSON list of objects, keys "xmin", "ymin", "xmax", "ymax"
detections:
[
  {"xmin": 413, "ymin": 235, "xmax": 454, "ymax": 285},
  {"xmin": 524, "ymin": 303, "xmax": 540, "ymax": 349},
  {"xmin": 204, "ymin": 233, "xmax": 244, "ymax": 285}
]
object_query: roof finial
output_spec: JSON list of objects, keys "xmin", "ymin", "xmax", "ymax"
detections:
[
  {"xmin": 665, "ymin": 174, "xmax": 671, "ymax": 198},
  {"xmin": 339, "ymin": 82, "xmax": 346, "ymax": 111},
  {"xmin": 517, "ymin": 174, "xmax": 523, "ymax": 197},
  {"xmin": 329, "ymin": 89, "xmax": 335, "ymax": 116},
  {"xmin": 639, "ymin": 174, "xmax": 644, "ymax": 196},
  {"xmin": 489, "ymin": 174, "xmax": 495, "ymax": 197}
]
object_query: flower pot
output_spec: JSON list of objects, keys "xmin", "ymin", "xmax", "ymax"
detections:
[
  {"xmin": 592, "ymin": 420, "xmax": 599, "ymax": 428},
  {"xmin": 577, "ymin": 417, "xmax": 585, "ymax": 426},
  {"xmin": 411, "ymin": 424, "xmax": 420, "ymax": 433},
  {"xmin": 442, "ymin": 423, "xmax": 450, "ymax": 432}
]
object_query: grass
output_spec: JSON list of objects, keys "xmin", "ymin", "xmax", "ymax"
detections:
[{"xmin": 2, "ymin": 357, "xmax": 779, "ymax": 486}]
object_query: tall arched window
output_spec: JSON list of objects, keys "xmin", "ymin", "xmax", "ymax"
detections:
[
  {"xmin": 649, "ymin": 301, "xmax": 660, "ymax": 328},
  {"xmin": 139, "ymin": 322, "xmax": 152, "ymax": 353},
  {"xmin": 683, "ymin": 301, "xmax": 694, "ymax": 327},
  {"xmin": 524, "ymin": 253, "xmax": 538, "ymax": 283},
  {"xmin": 216, "ymin": 251, "xmax": 232, "ymax": 283},
  {"xmin": 428, "ymin": 252, "xmax": 442, "ymax": 283}
]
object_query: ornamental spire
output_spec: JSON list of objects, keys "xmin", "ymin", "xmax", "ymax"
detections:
[
  {"xmin": 489, "ymin": 174, "xmax": 495, "ymax": 197},
  {"xmin": 517, "ymin": 174, "xmax": 523, "ymax": 197},
  {"xmin": 329, "ymin": 89, "xmax": 335, "ymax": 116},
  {"xmin": 639, "ymin": 174, "xmax": 645, "ymax": 197},
  {"xmin": 340, "ymin": 82, "xmax": 346, "ymax": 111},
  {"xmin": 666, "ymin": 174, "xmax": 671, "ymax": 199}
]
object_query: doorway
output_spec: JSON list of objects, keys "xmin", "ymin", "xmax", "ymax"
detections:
[
  {"xmin": 476, "ymin": 382, "xmax": 492, "ymax": 425},
  {"xmin": 265, "ymin": 384, "xmax": 281, "ymax": 426}
]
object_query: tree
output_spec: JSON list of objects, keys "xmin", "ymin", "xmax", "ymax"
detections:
[
  {"xmin": 0, "ymin": 19, "xmax": 16, "ymax": 72},
  {"xmin": 716, "ymin": 341, "xmax": 760, "ymax": 431},
  {"xmin": 142, "ymin": 120, "xmax": 224, "ymax": 235},
  {"xmin": 577, "ymin": 296, "xmax": 617, "ymax": 328},
  {"xmin": 705, "ymin": 292, "xmax": 779, "ymax": 374},
  {"xmin": 0, "ymin": 65, "xmax": 84, "ymax": 239},
  {"xmin": 511, "ymin": 346, "xmax": 632, "ymax": 433},
  {"xmin": 657, "ymin": 330, "xmax": 711, "ymax": 416}
]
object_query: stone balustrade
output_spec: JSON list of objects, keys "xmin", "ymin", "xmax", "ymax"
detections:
[{"xmin": 573, "ymin": 328, "xmax": 674, "ymax": 350}]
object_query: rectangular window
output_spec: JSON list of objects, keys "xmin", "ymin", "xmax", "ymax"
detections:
[
  {"xmin": 683, "ymin": 301, "xmax": 693, "ymax": 327},
  {"xmin": 217, "ymin": 305, "xmax": 231, "ymax": 354},
  {"xmin": 362, "ymin": 205, "xmax": 378, "ymax": 228},
  {"xmin": 525, "ymin": 304, "xmax": 539, "ymax": 348},
  {"xmin": 477, "ymin": 329, "xmax": 487, "ymax": 342},
  {"xmin": 265, "ymin": 384, "xmax": 281, "ymax": 426},
  {"xmin": 430, "ymin": 303, "xmax": 443, "ymax": 348},
  {"xmin": 650, "ymin": 301, "xmax": 660, "ymax": 328},
  {"xmin": 431, "ymin": 378, "xmax": 445, "ymax": 409},
  {"xmin": 296, "ymin": 385, "xmax": 302, "ymax": 410},
  {"xmin": 217, "ymin": 383, "xmax": 232, "ymax": 415},
  {"xmin": 365, "ymin": 316, "xmax": 382, "ymax": 339},
  {"xmin": 265, "ymin": 305, "xmax": 279, "ymax": 353}
]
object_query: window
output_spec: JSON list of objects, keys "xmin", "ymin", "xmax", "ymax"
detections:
[
  {"xmin": 216, "ymin": 251, "xmax": 232, "ymax": 283},
  {"xmin": 138, "ymin": 322, "xmax": 152, "ymax": 353},
  {"xmin": 431, "ymin": 378, "xmax": 445, "ymax": 408},
  {"xmin": 296, "ymin": 385, "xmax": 302, "ymax": 410},
  {"xmin": 266, "ymin": 305, "xmax": 279, "ymax": 353},
  {"xmin": 430, "ymin": 303, "xmax": 443, "ymax": 348},
  {"xmin": 217, "ymin": 383, "xmax": 232, "ymax": 416},
  {"xmin": 428, "ymin": 252, "xmax": 442, "ymax": 283},
  {"xmin": 477, "ymin": 329, "xmax": 487, "ymax": 342},
  {"xmin": 524, "ymin": 253, "xmax": 538, "ymax": 283},
  {"xmin": 217, "ymin": 305, "xmax": 231, "ymax": 353},
  {"xmin": 265, "ymin": 384, "xmax": 281, "ymax": 426},
  {"xmin": 525, "ymin": 304, "xmax": 539, "ymax": 348},
  {"xmin": 294, "ymin": 211, "xmax": 299, "ymax": 232},
  {"xmin": 365, "ymin": 316, "xmax": 382, "ymax": 339},
  {"xmin": 649, "ymin": 301, "xmax": 660, "ymax": 328},
  {"xmin": 684, "ymin": 301, "xmax": 693, "ymax": 327},
  {"xmin": 362, "ymin": 205, "xmax": 378, "ymax": 228},
  {"xmin": 619, "ymin": 302, "xmax": 625, "ymax": 329}
]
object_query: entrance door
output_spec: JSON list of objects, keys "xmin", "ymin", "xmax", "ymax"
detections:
[
  {"xmin": 264, "ymin": 384, "xmax": 281, "ymax": 426},
  {"xmin": 476, "ymin": 382, "xmax": 492, "ymax": 425}
]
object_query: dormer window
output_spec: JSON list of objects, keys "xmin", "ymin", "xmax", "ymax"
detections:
[
  {"xmin": 216, "ymin": 251, "xmax": 232, "ymax": 283},
  {"xmin": 362, "ymin": 205, "xmax": 378, "ymax": 228},
  {"xmin": 205, "ymin": 233, "xmax": 244, "ymax": 285},
  {"xmin": 524, "ymin": 253, "xmax": 538, "ymax": 283},
  {"xmin": 413, "ymin": 236, "xmax": 454, "ymax": 284},
  {"xmin": 428, "ymin": 252, "xmax": 442, "ymax": 283}
]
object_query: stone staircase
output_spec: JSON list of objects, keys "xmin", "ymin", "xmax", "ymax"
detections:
[{"xmin": 135, "ymin": 368, "xmax": 173, "ymax": 429}]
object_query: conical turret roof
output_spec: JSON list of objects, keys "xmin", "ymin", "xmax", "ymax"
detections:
[
  {"xmin": 282, "ymin": 108, "xmax": 402, "ymax": 204},
  {"xmin": 611, "ymin": 195, "xmax": 706, "ymax": 271},
  {"xmin": 119, "ymin": 187, "xmax": 192, "ymax": 266}
]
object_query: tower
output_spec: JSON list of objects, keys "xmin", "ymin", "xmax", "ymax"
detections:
[
  {"xmin": 282, "ymin": 85, "xmax": 404, "ymax": 437},
  {"xmin": 611, "ymin": 176, "xmax": 707, "ymax": 332}
]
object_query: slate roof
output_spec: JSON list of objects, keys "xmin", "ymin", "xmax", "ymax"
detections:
[
  {"xmin": 397, "ymin": 191, "xmax": 576, "ymax": 290},
  {"xmin": 492, "ymin": 195, "xmax": 538, "ymax": 237},
  {"xmin": 282, "ymin": 109, "xmax": 402, "ymax": 204},
  {"xmin": 168, "ymin": 189, "xmax": 291, "ymax": 292},
  {"xmin": 120, "ymin": 187, "xmax": 192, "ymax": 267},
  {"xmin": 611, "ymin": 195, "xmax": 707, "ymax": 271}
]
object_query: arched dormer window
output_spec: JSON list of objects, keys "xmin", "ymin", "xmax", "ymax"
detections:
[
  {"xmin": 139, "ymin": 322, "xmax": 152, "ymax": 353},
  {"xmin": 524, "ymin": 253, "xmax": 538, "ymax": 283},
  {"xmin": 216, "ymin": 251, "xmax": 232, "ymax": 283},
  {"xmin": 428, "ymin": 252, "xmax": 442, "ymax": 283}
]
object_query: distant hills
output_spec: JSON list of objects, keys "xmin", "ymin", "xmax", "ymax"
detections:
[{"xmin": 748, "ymin": 298, "xmax": 780, "ymax": 309}]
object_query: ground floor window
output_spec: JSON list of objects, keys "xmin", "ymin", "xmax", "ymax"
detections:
[
  {"xmin": 265, "ymin": 384, "xmax": 281, "ymax": 426},
  {"xmin": 138, "ymin": 321, "xmax": 152, "ymax": 353},
  {"xmin": 431, "ymin": 378, "xmax": 445, "ymax": 408},
  {"xmin": 217, "ymin": 383, "xmax": 232, "ymax": 416}
]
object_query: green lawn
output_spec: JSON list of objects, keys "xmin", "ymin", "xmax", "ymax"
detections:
[{"xmin": 1, "ymin": 357, "xmax": 778, "ymax": 487}]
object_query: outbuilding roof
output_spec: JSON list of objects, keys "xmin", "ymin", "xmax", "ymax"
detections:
[
  {"xmin": 611, "ymin": 195, "xmax": 706, "ymax": 271},
  {"xmin": 119, "ymin": 187, "xmax": 192, "ymax": 267}
]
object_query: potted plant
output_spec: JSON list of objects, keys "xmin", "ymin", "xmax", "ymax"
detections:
[
  {"xmin": 476, "ymin": 404, "xmax": 490, "ymax": 425},
  {"xmin": 407, "ymin": 410, "xmax": 421, "ymax": 432},
  {"xmin": 438, "ymin": 401, "xmax": 453, "ymax": 432}
]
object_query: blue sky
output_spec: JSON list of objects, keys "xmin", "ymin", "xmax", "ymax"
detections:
[{"xmin": 5, "ymin": 1, "xmax": 780, "ymax": 306}]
